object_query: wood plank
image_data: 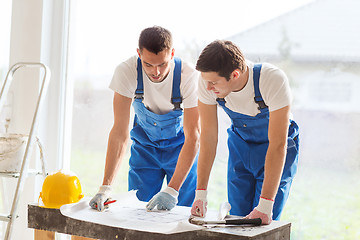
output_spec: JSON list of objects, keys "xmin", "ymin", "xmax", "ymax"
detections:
[
  {"xmin": 71, "ymin": 236, "xmax": 97, "ymax": 240},
  {"xmin": 28, "ymin": 204, "xmax": 290, "ymax": 240},
  {"xmin": 34, "ymin": 229, "xmax": 55, "ymax": 240}
]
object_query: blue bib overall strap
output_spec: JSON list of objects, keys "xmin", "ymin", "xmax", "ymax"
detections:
[
  {"xmin": 253, "ymin": 64, "xmax": 268, "ymax": 112},
  {"xmin": 135, "ymin": 58, "xmax": 144, "ymax": 100},
  {"xmin": 171, "ymin": 57, "xmax": 183, "ymax": 110},
  {"xmin": 216, "ymin": 63, "xmax": 299, "ymax": 220},
  {"xmin": 216, "ymin": 97, "xmax": 226, "ymax": 105},
  {"xmin": 128, "ymin": 57, "xmax": 196, "ymax": 207}
]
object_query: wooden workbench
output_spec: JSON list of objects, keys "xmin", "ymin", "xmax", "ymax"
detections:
[{"xmin": 28, "ymin": 204, "xmax": 291, "ymax": 240}]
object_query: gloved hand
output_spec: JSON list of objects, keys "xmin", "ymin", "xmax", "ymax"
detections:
[
  {"xmin": 244, "ymin": 197, "xmax": 274, "ymax": 225},
  {"xmin": 190, "ymin": 189, "xmax": 207, "ymax": 217},
  {"xmin": 89, "ymin": 185, "xmax": 112, "ymax": 212},
  {"xmin": 146, "ymin": 186, "xmax": 179, "ymax": 211}
]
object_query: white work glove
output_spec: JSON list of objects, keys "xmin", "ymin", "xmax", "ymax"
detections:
[
  {"xmin": 146, "ymin": 186, "xmax": 179, "ymax": 211},
  {"xmin": 244, "ymin": 197, "xmax": 274, "ymax": 225},
  {"xmin": 89, "ymin": 185, "xmax": 112, "ymax": 212},
  {"xmin": 190, "ymin": 189, "xmax": 208, "ymax": 217}
]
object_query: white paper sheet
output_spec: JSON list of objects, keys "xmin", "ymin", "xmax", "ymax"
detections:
[{"xmin": 60, "ymin": 191, "xmax": 203, "ymax": 234}]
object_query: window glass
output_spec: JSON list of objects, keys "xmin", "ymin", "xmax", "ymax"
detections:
[{"xmin": 67, "ymin": 1, "xmax": 359, "ymax": 239}]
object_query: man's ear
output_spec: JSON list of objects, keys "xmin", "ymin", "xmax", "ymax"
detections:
[
  {"xmin": 232, "ymin": 69, "xmax": 241, "ymax": 79},
  {"xmin": 137, "ymin": 48, "xmax": 141, "ymax": 58},
  {"xmin": 171, "ymin": 48, "xmax": 175, "ymax": 59}
]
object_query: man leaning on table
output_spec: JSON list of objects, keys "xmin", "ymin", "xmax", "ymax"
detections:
[
  {"xmin": 191, "ymin": 40, "xmax": 299, "ymax": 225},
  {"xmin": 90, "ymin": 26, "xmax": 200, "ymax": 212}
]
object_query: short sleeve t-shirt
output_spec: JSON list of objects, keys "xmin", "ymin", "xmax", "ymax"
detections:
[{"xmin": 110, "ymin": 56, "xmax": 199, "ymax": 115}]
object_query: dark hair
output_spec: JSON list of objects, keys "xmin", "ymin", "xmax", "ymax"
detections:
[
  {"xmin": 138, "ymin": 26, "xmax": 173, "ymax": 54},
  {"xmin": 196, "ymin": 40, "xmax": 246, "ymax": 80}
]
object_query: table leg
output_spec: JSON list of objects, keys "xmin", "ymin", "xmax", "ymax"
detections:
[
  {"xmin": 71, "ymin": 236, "xmax": 97, "ymax": 240},
  {"xmin": 34, "ymin": 229, "xmax": 55, "ymax": 240}
]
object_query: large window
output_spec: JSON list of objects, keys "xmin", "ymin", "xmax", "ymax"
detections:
[{"xmin": 67, "ymin": 1, "xmax": 359, "ymax": 239}]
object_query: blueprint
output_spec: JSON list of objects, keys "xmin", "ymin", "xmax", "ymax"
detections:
[{"xmin": 60, "ymin": 191, "xmax": 203, "ymax": 234}]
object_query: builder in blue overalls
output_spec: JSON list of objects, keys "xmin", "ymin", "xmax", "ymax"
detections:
[
  {"xmin": 191, "ymin": 40, "xmax": 299, "ymax": 225},
  {"xmin": 90, "ymin": 26, "xmax": 199, "ymax": 211}
]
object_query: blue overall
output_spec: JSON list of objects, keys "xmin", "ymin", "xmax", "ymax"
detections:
[
  {"xmin": 128, "ymin": 57, "xmax": 197, "ymax": 206},
  {"xmin": 217, "ymin": 64, "xmax": 299, "ymax": 220}
]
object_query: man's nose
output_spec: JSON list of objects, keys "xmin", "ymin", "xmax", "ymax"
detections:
[
  {"xmin": 207, "ymin": 82, "xmax": 213, "ymax": 90},
  {"xmin": 153, "ymin": 66, "xmax": 160, "ymax": 76}
]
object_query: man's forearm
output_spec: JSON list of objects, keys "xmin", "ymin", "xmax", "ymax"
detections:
[
  {"xmin": 168, "ymin": 134, "xmax": 199, "ymax": 191},
  {"xmin": 263, "ymin": 105, "xmax": 290, "ymax": 200},
  {"xmin": 261, "ymin": 144, "xmax": 287, "ymax": 200},
  {"xmin": 102, "ymin": 128, "xmax": 129, "ymax": 186},
  {"xmin": 196, "ymin": 135, "xmax": 217, "ymax": 190}
]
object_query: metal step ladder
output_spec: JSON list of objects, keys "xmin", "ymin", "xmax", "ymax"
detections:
[{"xmin": 0, "ymin": 62, "xmax": 51, "ymax": 240}]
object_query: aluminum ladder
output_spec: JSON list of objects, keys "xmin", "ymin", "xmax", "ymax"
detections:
[{"xmin": 0, "ymin": 62, "xmax": 50, "ymax": 240}]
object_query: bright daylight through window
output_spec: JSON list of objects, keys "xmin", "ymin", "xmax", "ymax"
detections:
[{"xmin": 67, "ymin": 1, "xmax": 360, "ymax": 239}]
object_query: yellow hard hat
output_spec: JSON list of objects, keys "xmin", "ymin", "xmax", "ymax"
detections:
[{"xmin": 39, "ymin": 169, "xmax": 84, "ymax": 208}]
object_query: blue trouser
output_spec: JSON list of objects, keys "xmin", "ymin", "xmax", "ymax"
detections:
[
  {"xmin": 227, "ymin": 121, "xmax": 299, "ymax": 219},
  {"xmin": 129, "ymin": 123, "xmax": 197, "ymax": 206}
]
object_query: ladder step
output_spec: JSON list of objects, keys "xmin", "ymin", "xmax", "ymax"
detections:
[
  {"xmin": 0, "ymin": 214, "xmax": 11, "ymax": 222},
  {"xmin": 0, "ymin": 169, "xmax": 44, "ymax": 178},
  {"xmin": 0, "ymin": 172, "xmax": 20, "ymax": 178}
]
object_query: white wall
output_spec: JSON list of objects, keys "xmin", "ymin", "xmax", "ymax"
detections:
[{"xmin": 4, "ymin": 0, "xmax": 70, "ymax": 239}]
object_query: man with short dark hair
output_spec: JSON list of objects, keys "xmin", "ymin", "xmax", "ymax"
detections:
[
  {"xmin": 90, "ymin": 26, "xmax": 200, "ymax": 211},
  {"xmin": 191, "ymin": 40, "xmax": 299, "ymax": 225}
]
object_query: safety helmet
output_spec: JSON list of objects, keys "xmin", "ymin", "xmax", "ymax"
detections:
[{"xmin": 39, "ymin": 169, "xmax": 84, "ymax": 208}]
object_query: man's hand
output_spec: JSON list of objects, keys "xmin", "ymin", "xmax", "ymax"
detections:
[
  {"xmin": 190, "ymin": 190, "xmax": 207, "ymax": 217},
  {"xmin": 146, "ymin": 187, "xmax": 179, "ymax": 211},
  {"xmin": 89, "ymin": 185, "xmax": 112, "ymax": 212},
  {"xmin": 244, "ymin": 197, "xmax": 274, "ymax": 225}
]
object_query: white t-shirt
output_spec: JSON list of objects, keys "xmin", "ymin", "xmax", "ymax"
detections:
[
  {"xmin": 198, "ymin": 61, "xmax": 292, "ymax": 116},
  {"xmin": 110, "ymin": 56, "xmax": 199, "ymax": 115}
]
